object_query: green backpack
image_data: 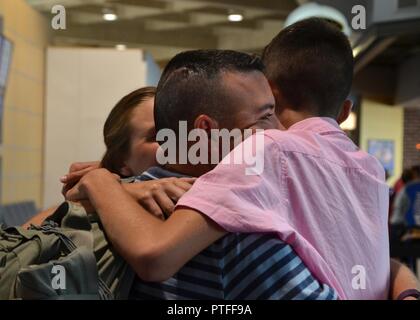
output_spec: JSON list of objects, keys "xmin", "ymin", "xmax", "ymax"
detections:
[{"xmin": 0, "ymin": 201, "xmax": 135, "ymax": 300}]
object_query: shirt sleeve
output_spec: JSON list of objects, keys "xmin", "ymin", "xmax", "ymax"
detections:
[{"xmin": 175, "ymin": 133, "xmax": 289, "ymax": 234}]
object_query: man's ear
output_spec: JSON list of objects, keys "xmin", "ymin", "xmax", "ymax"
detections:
[
  {"xmin": 337, "ymin": 99, "xmax": 353, "ymax": 125},
  {"xmin": 194, "ymin": 114, "xmax": 219, "ymax": 132}
]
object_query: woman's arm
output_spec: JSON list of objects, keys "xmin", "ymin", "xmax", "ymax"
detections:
[
  {"xmin": 22, "ymin": 206, "xmax": 58, "ymax": 229},
  {"xmin": 22, "ymin": 200, "xmax": 96, "ymax": 229}
]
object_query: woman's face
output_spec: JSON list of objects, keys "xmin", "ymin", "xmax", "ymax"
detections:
[{"xmin": 123, "ymin": 97, "xmax": 159, "ymax": 176}]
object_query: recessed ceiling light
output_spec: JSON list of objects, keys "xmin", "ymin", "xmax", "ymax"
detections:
[
  {"xmin": 103, "ymin": 13, "xmax": 118, "ymax": 21},
  {"xmin": 228, "ymin": 14, "xmax": 243, "ymax": 22},
  {"xmin": 115, "ymin": 44, "xmax": 126, "ymax": 50}
]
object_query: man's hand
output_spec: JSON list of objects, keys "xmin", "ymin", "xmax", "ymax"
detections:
[
  {"xmin": 123, "ymin": 177, "xmax": 195, "ymax": 219},
  {"xmin": 61, "ymin": 161, "xmax": 101, "ymax": 196}
]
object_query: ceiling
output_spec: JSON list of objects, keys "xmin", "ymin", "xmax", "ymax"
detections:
[
  {"xmin": 352, "ymin": 17, "xmax": 420, "ymax": 105},
  {"xmin": 25, "ymin": 1, "xmax": 420, "ymax": 107},
  {"xmin": 27, "ymin": 0, "xmax": 302, "ymax": 64}
]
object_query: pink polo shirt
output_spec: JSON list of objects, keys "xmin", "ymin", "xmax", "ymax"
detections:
[{"xmin": 176, "ymin": 117, "xmax": 390, "ymax": 300}]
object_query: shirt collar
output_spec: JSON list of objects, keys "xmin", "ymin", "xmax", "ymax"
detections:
[{"xmin": 288, "ymin": 117, "xmax": 346, "ymax": 136}]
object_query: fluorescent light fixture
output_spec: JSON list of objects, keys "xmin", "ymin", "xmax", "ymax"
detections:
[
  {"xmin": 228, "ymin": 14, "xmax": 243, "ymax": 22},
  {"xmin": 103, "ymin": 13, "xmax": 117, "ymax": 21},
  {"xmin": 115, "ymin": 44, "xmax": 126, "ymax": 50},
  {"xmin": 352, "ymin": 46, "xmax": 361, "ymax": 58},
  {"xmin": 285, "ymin": 2, "xmax": 351, "ymax": 37}
]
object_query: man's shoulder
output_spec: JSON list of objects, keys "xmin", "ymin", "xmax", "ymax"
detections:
[
  {"xmin": 215, "ymin": 232, "xmax": 288, "ymax": 251},
  {"xmin": 213, "ymin": 233, "xmax": 337, "ymax": 300},
  {"xmin": 191, "ymin": 233, "xmax": 292, "ymax": 265},
  {"xmin": 213, "ymin": 233, "xmax": 302, "ymax": 271}
]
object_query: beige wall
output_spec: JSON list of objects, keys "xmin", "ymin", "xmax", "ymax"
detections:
[
  {"xmin": 43, "ymin": 48, "xmax": 146, "ymax": 208},
  {"xmin": 360, "ymin": 99, "xmax": 404, "ymax": 185},
  {"xmin": 0, "ymin": 0, "xmax": 50, "ymax": 207}
]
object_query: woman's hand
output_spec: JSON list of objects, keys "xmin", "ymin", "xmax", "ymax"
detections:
[{"xmin": 123, "ymin": 177, "xmax": 196, "ymax": 219}]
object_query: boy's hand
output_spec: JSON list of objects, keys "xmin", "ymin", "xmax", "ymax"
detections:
[
  {"xmin": 61, "ymin": 161, "xmax": 101, "ymax": 196},
  {"xmin": 123, "ymin": 177, "xmax": 196, "ymax": 219}
]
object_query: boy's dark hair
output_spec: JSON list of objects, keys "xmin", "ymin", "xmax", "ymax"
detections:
[
  {"xmin": 262, "ymin": 17, "xmax": 354, "ymax": 117},
  {"xmin": 154, "ymin": 49, "xmax": 264, "ymax": 135}
]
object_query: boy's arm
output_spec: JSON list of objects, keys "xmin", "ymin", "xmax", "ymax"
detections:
[{"xmin": 67, "ymin": 168, "xmax": 226, "ymax": 282}]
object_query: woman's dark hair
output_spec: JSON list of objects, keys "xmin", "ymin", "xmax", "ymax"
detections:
[{"xmin": 101, "ymin": 86, "xmax": 156, "ymax": 174}]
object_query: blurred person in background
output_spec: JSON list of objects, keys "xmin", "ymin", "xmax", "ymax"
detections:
[
  {"xmin": 389, "ymin": 167, "xmax": 416, "ymax": 221},
  {"xmin": 391, "ymin": 165, "xmax": 420, "ymax": 228}
]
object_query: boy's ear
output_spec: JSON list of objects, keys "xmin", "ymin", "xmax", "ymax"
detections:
[
  {"xmin": 268, "ymin": 82, "xmax": 286, "ymax": 117},
  {"xmin": 337, "ymin": 99, "xmax": 353, "ymax": 125}
]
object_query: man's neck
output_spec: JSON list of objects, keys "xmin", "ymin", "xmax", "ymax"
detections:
[{"xmin": 277, "ymin": 109, "xmax": 322, "ymax": 129}]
